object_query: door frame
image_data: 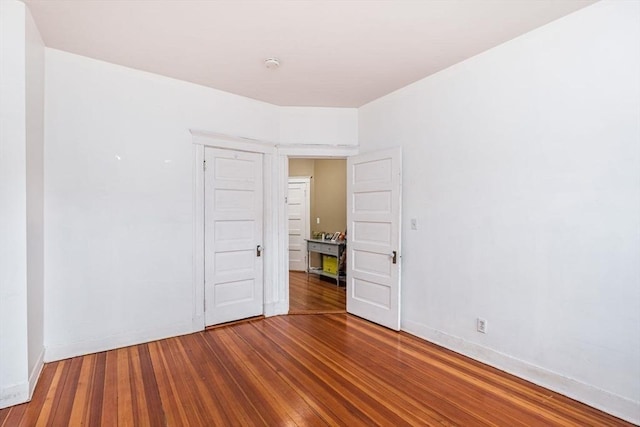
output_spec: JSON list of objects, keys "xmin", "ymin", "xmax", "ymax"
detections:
[
  {"xmin": 280, "ymin": 146, "xmax": 359, "ymax": 311},
  {"xmin": 287, "ymin": 176, "xmax": 311, "ymax": 272},
  {"xmin": 192, "ymin": 129, "xmax": 358, "ymax": 330},
  {"xmin": 192, "ymin": 131, "xmax": 278, "ymax": 331}
]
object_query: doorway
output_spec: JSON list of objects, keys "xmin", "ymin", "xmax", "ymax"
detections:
[
  {"xmin": 193, "ymin": 131, "xmax": 402, "ymax": 331},
  {"xmin": 287, "ymin": 158, "xmax": 347, "ymax": 314},
  {"xmin": 288, "ymin": 177, "xmax": 310, "ymax": 272}
]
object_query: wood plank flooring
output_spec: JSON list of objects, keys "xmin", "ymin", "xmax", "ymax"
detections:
[
  {"xmin": 0, "ymin": 314, "xmax": 631, "ymax": 426},
  {"xmin": 289, "ymin": 270, "xmax": 345, "ymax": 314}
]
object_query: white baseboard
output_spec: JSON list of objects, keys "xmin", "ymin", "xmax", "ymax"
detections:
[
  {"xmin": 402, "ymin": 320, "xmax": 640, "ymax": 425},
  {"xmin": 264, "ymin": 300, "xmax": 288, "ymax": 317},
  {"xmin": 192, "ymin": 314, "xmax": 205, "ymax": 332},
  {"xmin": 0, "ymin": 348, "xmax": 45, "ymax": 410},
  {"xmin": 0, "ymin": 382, "xmax": 29, "ymax": 410},
  {"xmin": 28, "ymin": 347, "xmax": 45, "ymax": 398},
  {"xmin": 45, "ymin": 320, "xmax": 196, "ymax": 362}
]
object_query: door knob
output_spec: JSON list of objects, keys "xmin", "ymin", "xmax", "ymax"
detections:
[
  {"xmin": 390, "ymin": 251, "xmax": 397, "ymax": 264},
  {"xmin": 257, "ymin": 245, "xmax": 263, "ymax": 257}
]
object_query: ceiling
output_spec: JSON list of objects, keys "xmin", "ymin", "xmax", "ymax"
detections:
[{"xmin": 24, "ymin": 0, "xmax": 595, "ymax": 107}]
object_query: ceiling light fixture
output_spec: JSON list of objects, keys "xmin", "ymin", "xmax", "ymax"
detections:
[{"xmin": 264, "ymin": 57, "xmax": 280, "ymax": 69}]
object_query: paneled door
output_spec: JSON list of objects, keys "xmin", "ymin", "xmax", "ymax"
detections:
[
  {"xmin": 346, "ymin": 148, "xmax": 402, "ymax": 330},
  {"xmin": 288, "ymin": 178, "xmax": 310, "ymax": 271},
  {"xmin": 204, "ymin": 148, "xmax": 263, "ymax": 326}
]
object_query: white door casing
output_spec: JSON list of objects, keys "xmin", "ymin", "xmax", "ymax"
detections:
[
  {"xmin": 288, "ymin": 178, "xmax": 310, "ymax": 271},
  {"xmin": 204, "ymin": 147, "xmax": 264, "ymax": 326},
  {"xmin": 192, "ymin": 129, "xmax": 359, "ymax": 327},
  {"xmin": 346, "ymin": 148, "xmax": 402, "ymax": 330}
]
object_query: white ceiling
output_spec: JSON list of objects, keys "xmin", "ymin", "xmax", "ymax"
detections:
[{"xmin": 24, "ymin": 0, "xmax": 595, "ymax": 107}]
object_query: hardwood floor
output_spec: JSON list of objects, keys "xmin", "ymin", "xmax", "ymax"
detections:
[
  {"xmin": 0, "ymin": 314, "xmax": 631, "ymax": 426},
  {"xmin": 288, "ymin": 270, "xmax": 345, "ymax": 314}
]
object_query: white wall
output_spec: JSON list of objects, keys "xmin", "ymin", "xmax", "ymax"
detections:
[
  {"xmin": 44, "ymin": 49, "xmax": 358, "ymax": 361},
  {"xmin": 0, "ymin": 0, "xmax": 45, "ymax": 409},
  {"xmin": 280, "ymin": 106, "xmax": 358, "ymax": 146},
  {"xmin": 25, "ymin": 2, "xmax": 45, "ymax": 393},
  {"xmin": 358, "ymin": 1, "xmax": 640, "ymax": 423},
  {"xmin": 0, "ymin": 0, "xmax": 29, "ymax": 408},
  {"xmin": 44, "ymin": 49, "xmax": 279, "ymax": 360}
]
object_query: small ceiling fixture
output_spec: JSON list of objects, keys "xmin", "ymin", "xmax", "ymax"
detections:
[{"xmin": 264, "ymin": 57, "xmax": 280, "ymax": 69}]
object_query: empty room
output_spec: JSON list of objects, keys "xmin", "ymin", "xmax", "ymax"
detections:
[{"xmin": 1, "ymin": 0, "xmax": 638, "ymax": 425}]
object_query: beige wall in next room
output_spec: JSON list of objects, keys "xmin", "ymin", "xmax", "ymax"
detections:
[{"xmin": 289, "ymin": 158, "xmax": 346, "ymax": 236}]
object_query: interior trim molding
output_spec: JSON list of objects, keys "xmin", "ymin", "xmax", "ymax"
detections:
[
  {"xmin": 190, "ymin": 129, "xmax": 359, "ymax": 329},
  {"xmin": 264, "ymin": 301, "xmax": 289, "ymax": 317},
  {"xmin": 0, "ymin": 383, "xmax": 28, "ymax": 410},
  {"xmin": 190, "ymin": 130, "xmax": 277, "ymax": 154},
  {"xmin": 44, "ymin": 320, "xmax": 195, "ymax": 363},
  {"xmin": 403, "ymin": 319, "xmax": 640, "ymax": 425},
  {"xmin": 28, "ymin": 347, "xmax": 45, "ymax": 399},
  {"xmin": 191, "ymin": 130, "xmax": 280, "ymax": 329},
  {"xmin": 192, "ymin": 143, "xmax": 205, "ymax": 331},
  {"xmin": 190, "ymin": 130, "xmax": 360, "ymax": 157},
  {"xmin": 277, "ymin": 143, "xmax": 359, "ymax": 157}
]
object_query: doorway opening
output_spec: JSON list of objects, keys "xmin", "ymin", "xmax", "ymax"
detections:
[
  {"xmin": 287, "ymin": 158, "xmax": 347, "ymax": 314},
  {"xmin": 193, "ymin": 131, "xmax": 401, "ymax": 330}
]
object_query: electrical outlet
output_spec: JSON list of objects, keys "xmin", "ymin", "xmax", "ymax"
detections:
[
  {"xmin": 477, "ymin": 318, "xmax": 487, "ymax": 334},
  {"xmin": 316, "ymin": 217, "xmax": 320, "ymax": 224},
  {"xmin": 410, "ymin": 218, "xmax": 417, "ymax": 230}
]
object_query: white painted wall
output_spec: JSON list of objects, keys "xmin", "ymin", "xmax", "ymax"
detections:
[
  {"xmin": 43, "ymin": 49, "xmax": 358, "ymax": 361},
  {"xmin": 44, "ymin": 49, "xmax": 279, "ymax": 360},
  {"xmin": 0, "ymin": 0, "xmax": 45, "ymax": 409},
  {"xmin": 25, "ymin": 2, "xmax": 45, "ymax": 393},
  {"xmin": 358, "ymin": 1, "xmax": 640, "ymax": 423},
  {"xmin": 0, "ymin": 0, "xmax": 29, "ymax": 409},
  {"xmin": 280, "ymin": 106, "xmax": 358, "ymax": 146}
]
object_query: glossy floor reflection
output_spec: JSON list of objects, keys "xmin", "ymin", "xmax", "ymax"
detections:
[
  {"xmin": 288, "ymin": 270, "xmax": 346, "ymax": 314},
  {"xmin": 0, "ymin": 314, "xmax": 631, "ymax": 426}
]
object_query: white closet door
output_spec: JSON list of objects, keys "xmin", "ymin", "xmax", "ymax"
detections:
[{"xmin": 205, "ymin": 148, "xmax": 263, "ymax": 326}]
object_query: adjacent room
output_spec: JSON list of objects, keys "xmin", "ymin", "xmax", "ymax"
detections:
[
  {"xmin": 288, "ymin": 158, "xmax": 347, "ymax": 314},
  {"xmin": 1, "ymin": 0, "xmax": 638, "ymax": 425}
]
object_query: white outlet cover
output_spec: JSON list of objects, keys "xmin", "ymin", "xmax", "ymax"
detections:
[{"xmin": 477, "ymin": 318, "xmax": 487, "ymax": 333}]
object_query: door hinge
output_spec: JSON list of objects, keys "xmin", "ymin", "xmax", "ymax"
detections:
[
  {"xmin": 285, "ymin": 196, "xmax": 288, "ymax": 204},
  {"xmin": 203, "ymin": 159, "xmax": 207, "ymax": 171}
]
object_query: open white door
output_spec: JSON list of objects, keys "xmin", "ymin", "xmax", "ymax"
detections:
[
  {"xmin": 288, "ymin": 178, "xmax": 310, "ymax": 271},
  {"xmin": 347, "ymin": 148, "xmax": 402, "ymax": 330},
  {"xmin": 204, "ymin": 147, "xmax": 263, "ymax": 326}
]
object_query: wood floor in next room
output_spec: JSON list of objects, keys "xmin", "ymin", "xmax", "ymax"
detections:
[
  {"xmin": 0, "ymin": 314, "xmax": 631, "ymax": 426},
  {"xmin": 289, "ymin": 270, "xmax": 345, "ymax": 313}
]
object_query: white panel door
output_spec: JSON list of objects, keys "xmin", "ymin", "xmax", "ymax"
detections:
[
  {"xmin": 347, "ymin": 148, "xmax": 402, "ymax": 330},
  {"xmin": 288, "ymin": 178, "xmax": 310, "ymax": 271},
  {"xmin": 205, "ymin": 148, "xmax": 263, "ymax": 326}
]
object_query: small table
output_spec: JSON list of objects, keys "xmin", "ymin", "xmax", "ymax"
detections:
[{"xmin": 306, "ymin": 239, "xmax": 346, "ymax": 286}]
